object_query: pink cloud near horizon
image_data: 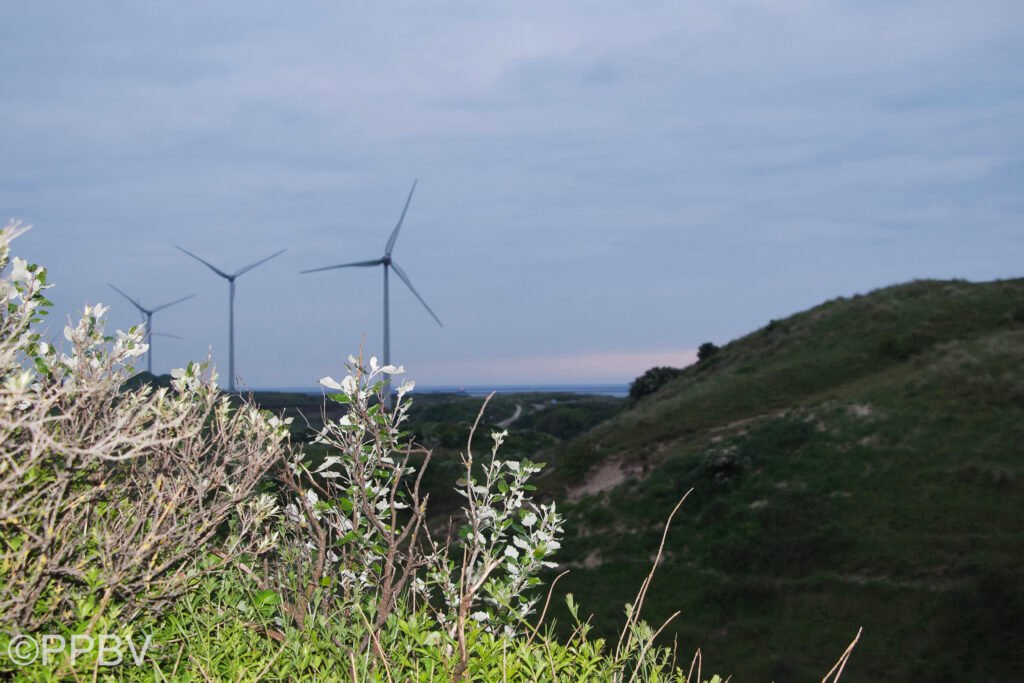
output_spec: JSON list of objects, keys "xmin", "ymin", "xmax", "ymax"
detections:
[{"xmin": 411, "ymin": 348, "xmax": 699, "ymax": 386}]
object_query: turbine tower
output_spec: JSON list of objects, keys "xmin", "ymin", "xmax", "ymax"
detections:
[
  {"xmin": 301, "ymin": 180, "xmax": 442, "ymax": 408},
  {"xmin": 107, "ymin": 284, "xmax": 194, "ymax": 375},
  {"xmin": 176, "ymin": 246, "xmax": 286, "ymax": 392}
]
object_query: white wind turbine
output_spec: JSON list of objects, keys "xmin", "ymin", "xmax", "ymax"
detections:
[
  {"xmin": 107, "ymin": 284, "xmax": 194, "ymax": 375},
  {"xmin": 300, "ymin": 181, "xmax": 442, "ymax": 408},
  {"xmin": 176, "ymin": 246, "xmax": 286, "ymax": 392}
]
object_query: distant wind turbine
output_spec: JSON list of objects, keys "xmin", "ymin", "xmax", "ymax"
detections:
[
  {"xmin": 300, "ymin": 180, "xmax": 442, "ymax": 408},
  {"xmin": 176, "ymin": 246, "xmax": 286, "ymax": 392},
  {"xmin": 107, "ymin": 284, "xmax": 195, "ymax": 375}
]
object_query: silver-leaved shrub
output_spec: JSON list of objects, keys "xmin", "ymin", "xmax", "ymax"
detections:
[
  {"xmin": 0, "ymin": 222, "xmax": 739, "ymax": 682},
  {"xmin": 0, "ymin": 221, "xmax": 285, "ymax": 634}
]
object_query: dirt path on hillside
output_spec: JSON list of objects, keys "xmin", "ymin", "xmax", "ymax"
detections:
[{"xmin": 496, "ymin": 403, "xmax": 522, "ymax": 429}]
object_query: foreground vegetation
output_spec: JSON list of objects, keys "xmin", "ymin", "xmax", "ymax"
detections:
[{"xmin": 0, "ymin": 223, "xmax": 747, "ymax": 680}]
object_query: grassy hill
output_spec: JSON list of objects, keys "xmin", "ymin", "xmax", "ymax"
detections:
[
  {"xmin": 539, "ymin": 278, "xmax": 1024, "ymax": 682},
  {"xmin": 230, "ymin": 277, "xmax": 1022, "ymax": 680}
]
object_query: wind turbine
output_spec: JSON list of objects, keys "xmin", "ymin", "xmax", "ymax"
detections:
[
  {"xmin": 300, "ymin": 180, "xmax": 442, "ymax": 408},
  {"xmin": 176, "ymin": 246, "xmax": 286, "ymax": 392},
  {"xmin": 107, "ymin": 284, "xmax": 195, "ymax": 375}
]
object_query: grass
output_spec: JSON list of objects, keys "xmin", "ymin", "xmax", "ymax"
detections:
[
  {"xmin": 537, "ymin": 277, "xmax": 1024, "ymax": 681},
  {"xmin": 235, "ymin": 276, "xmax": 1023, "ymax": 681}
]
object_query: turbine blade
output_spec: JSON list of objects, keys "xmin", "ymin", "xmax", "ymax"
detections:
[
  {"xmin": 390, "ymin": 261, "xmax": 443, "ymax": 327},
  {"xmin": 107, "ymin": 283, "xmax": 146, "ymax": 313},
  {"xmin": 176, "ymin": 246, "xmax": 231, "ymax": 279},
  {"xmin": 233, "ymin": 248, "xmax": 287, "ymax": 278},
  {"xmin": 300, "ymin": 258, "xmax": 384, "ymax": 274},
  {"xmin": 385, "ymin": 180, "xmax": 417, "ymax": 256},
  {"xmin": 150, "ymin": 293, "xmax": 196, "ymax": 313},
  {"xmin": 151, "ymin": 332, "xmax": 183, "ymax": 339}
]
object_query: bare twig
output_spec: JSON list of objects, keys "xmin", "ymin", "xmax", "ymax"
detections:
[
  {"xmin": 615, "ymin": 489, "xmax": 692, "ymax": 661},
  {"xmin": 821, "ymin": 627, "xmax": 863, "ymax": 683}
]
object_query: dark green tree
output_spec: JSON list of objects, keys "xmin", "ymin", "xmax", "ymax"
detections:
[
  {"xmin": 698, "ymin": 342, "xmax": 720, "ymax": 362},
  {"xmin": 629, "ymin": 366, "xmax": 684, "ymax": 400}
]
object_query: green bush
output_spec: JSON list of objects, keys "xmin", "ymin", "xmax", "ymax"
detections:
[
  {"xmin": 629, "ymin": 366, "xmax": 684, "ymax": 400},
  {"xmin": 697, "ymin": 342, "xmax": 719, "ymax": 362}
]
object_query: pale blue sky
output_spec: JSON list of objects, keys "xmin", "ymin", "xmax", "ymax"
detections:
[{"xmin": 2, "ymin": 1, "xmax": 1022, "ymax": 386}]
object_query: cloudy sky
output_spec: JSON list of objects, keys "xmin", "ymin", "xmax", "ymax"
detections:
[{"xmin": 2, "ymin": 1, "xmax": 1022, "ymax": 387}]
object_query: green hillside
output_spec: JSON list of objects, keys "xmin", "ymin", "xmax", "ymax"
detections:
[{"xmin": 541, "ymin": 278, "xmax": 1024, "ymax": 682}]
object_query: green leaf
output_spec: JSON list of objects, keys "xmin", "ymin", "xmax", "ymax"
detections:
[
  {"xmin": 337, "ymin": 531, "xmax": 360, "ymax": 546},
  {"xmin": 254, "ymin": 589, "xmax": 280, "ymax": 607}
]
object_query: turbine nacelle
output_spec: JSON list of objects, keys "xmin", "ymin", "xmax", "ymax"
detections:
[
  {"xmin": 107, "ymin": 284, "xmax": 194, "ymax": 374},
  {"xmin": 176, "ymin": 246, "xmax": 286, "ymax": 282},
  {"xmin": 300, "ymin": 181, "xmax": 442, "ymax": 328},
  {"xmin": 177, "ymin": 245, "xmax": 286, "ymax": 392},
  {"xmin": 300, "ymin": 180, "xmax": 442, "ymax": 408}
]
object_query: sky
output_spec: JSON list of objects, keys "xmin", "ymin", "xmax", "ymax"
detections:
[{"xmin": 2, "ymin": 1, "xmax": 1022, "ymax": 387}]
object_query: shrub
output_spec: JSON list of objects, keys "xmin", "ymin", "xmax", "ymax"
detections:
[
  {"xmin": 697, "ymin": 342, "xmax": 719, "ymax": 362},
  {"xmin": 0, "ymin": 222, "xmax": 286, "ymax": 638},
  {"xmin": 629, "ymin": 366, "xmax": 684, "ymax": 400},
  {"xmin": 877, "ymin": 331, "xmax": 934, "ymax": 361},
  {"xmin": 0, "ymin": 222, "xmax": 735, "ymax": 681}
]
